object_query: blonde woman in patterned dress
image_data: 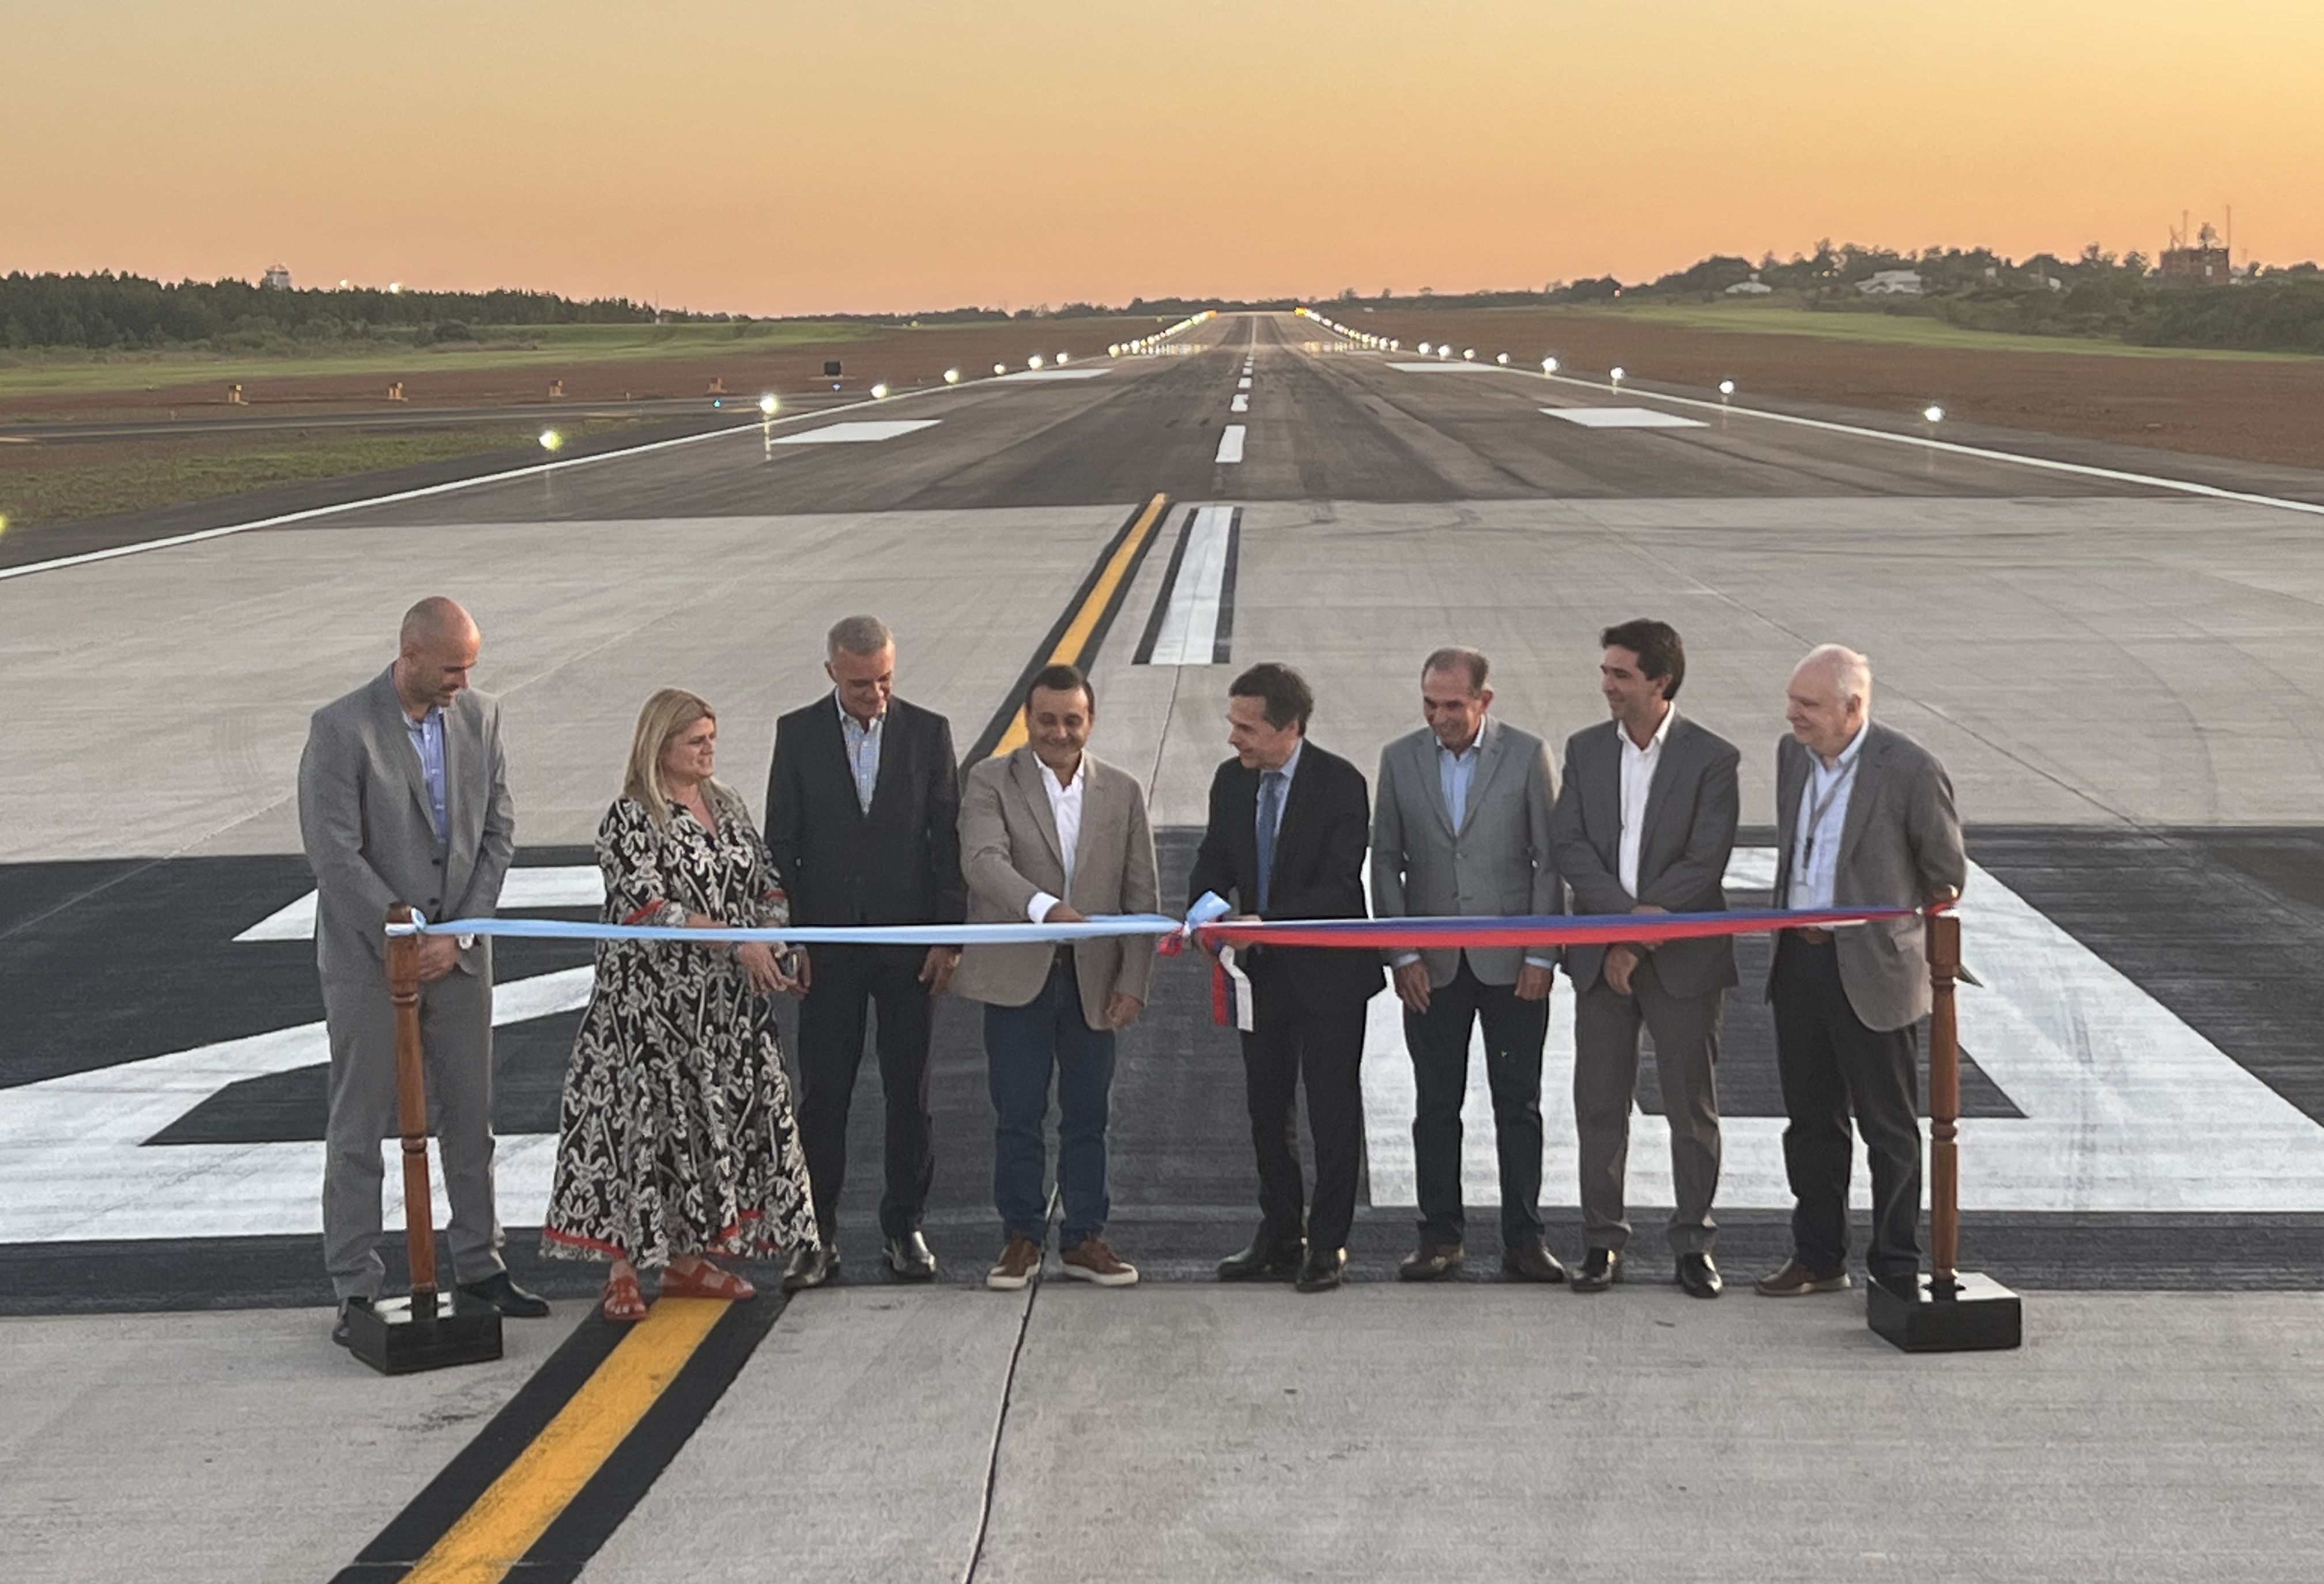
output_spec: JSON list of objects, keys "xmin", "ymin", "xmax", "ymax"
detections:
[{"xmin": 544, "ymin": 689, "xmax": 818, "ymax": 1320}]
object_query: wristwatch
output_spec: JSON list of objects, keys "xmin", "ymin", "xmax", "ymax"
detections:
[{"xmin": 456, "ymin": 933, "xmax": 476, "ymax": 950}]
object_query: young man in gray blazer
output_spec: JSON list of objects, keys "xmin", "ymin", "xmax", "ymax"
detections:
[
  {"xmin": 297, "ymin": 596, "xmax": 546, "ymax": 1346},
  {"xmin": 952, "ymin": 664, "xmax": 1159, "ymax": 1292},
  {"xmin": 1757, "ymin": 644, "xmax": 1967, "ymax": 1300},
  {"xmin": 1550, "ymin": 621, "xmax": 1740, "ymax": 1298},
  {"xmin": 1370, "ymin": 647, "xmax": 1567, "ymax": 1284}
]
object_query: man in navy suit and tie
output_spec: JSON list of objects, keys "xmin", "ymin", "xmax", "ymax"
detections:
[{"xmin": 1189, "ymin": 663, "xmax": 1383, "ymax": 1293}]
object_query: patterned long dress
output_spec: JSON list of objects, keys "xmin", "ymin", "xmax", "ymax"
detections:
[{"xmin": 542, "ymin": 785, "xmax": 816, "ymax": 1266}]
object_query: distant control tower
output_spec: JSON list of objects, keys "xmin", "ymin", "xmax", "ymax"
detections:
[{"xmin": 262, "ymin": 262, "xmax": 293, "ymax": 290}]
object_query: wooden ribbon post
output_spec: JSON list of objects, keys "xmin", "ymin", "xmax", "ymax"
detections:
[{"xmin": 386, "ymin": 903, "xmax": 438, "ymax": 1309}]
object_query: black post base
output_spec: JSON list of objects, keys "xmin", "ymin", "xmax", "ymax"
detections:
[
  {"xmin": 1867, "ymin": 1271, "xmax": 2023, "ymax": 1353},
  {"xmin": 346, "ymin": 1290, "xmax": 505, "ymax": 1375}
]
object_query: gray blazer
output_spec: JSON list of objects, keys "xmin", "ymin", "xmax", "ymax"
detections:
[
  {"xmin": 297, "ymin": 667, "xmax": 515, "ymax": 985},
  {"xmin": 950, "ymin": 746, "xmax": 1160, "ymax": 1027},
  {"xmin": 1550, "ymin": 713, "xmax": 1741, "ymax": 998},
  {"xmin": 1368, "ymin": 717, "xmax": 1562, "ymax": 988},
  {"xmin": 1768, "ymin": 720, "xmax": 1967, "ymax": 1032}
]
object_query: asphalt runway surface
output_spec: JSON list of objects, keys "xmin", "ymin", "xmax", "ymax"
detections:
[{"xmin": 7, "ymin": 311, "xmax": 2324, "ymax": 1583}]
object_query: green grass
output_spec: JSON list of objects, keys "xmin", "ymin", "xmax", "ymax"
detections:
[
  {"xmin": 0, "ymin": 418, "xmax": 646, "ymax": 532},
  {"xmin": 0, "ymin": 320, "xmax": 932, "ymax": 398},
  {"xmin": 1540, "ymin": 302, "xmax": 2318, "ymax": 362}
]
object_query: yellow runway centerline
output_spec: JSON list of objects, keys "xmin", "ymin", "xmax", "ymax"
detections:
[
  {"xmin": 988, "ymin": 490, "xmax": 1171, "ymax": 760},
  {"xmin": 403, "ymin": 1298, "xmax": 729, "ymax": 1584}
]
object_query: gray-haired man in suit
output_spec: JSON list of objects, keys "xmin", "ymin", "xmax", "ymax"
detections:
[
  {"xmin": 1370, "ymin": 647, "xmax": 1567, "ymax": 1284},
  {"xmin": 1550, "ymin": 620, "xmax": 1740, "ymax": 1299},
  {"xmin": 952, "ymin": 663, "xmax": 1159, "ymax": 1293},
  {"xmin": 1756, "ymin": 644, "xmax": 1966, "ymax": 1300},
  {"xmin": 298, "ymin": 596, "xmax": 546, "ymax": 1346}
]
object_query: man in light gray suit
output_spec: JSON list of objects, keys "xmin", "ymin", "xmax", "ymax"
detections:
[
  {"xmin": 1551, "ymin": 620, "xmax": 1740, "ymax": 1299},
  {"xmin": 1756, "ymin": 643, "xmax": 1967, "ymax": 1300},
  {"xmin": 298, "ymin": 596, "xmax": 545, "ymax": 1345},
  {"xmin": 952, "ymin": 663, "xmax": 1159, "ymax": 1292},
  {"xmin": 1370, "ymin": 647, "xmax": 1566, "ymax": 1284}
]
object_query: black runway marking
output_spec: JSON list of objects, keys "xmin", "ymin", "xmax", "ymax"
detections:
[{"xmin": 1210, "ymin": 507, "xmax": 1242, "ymax": 664}]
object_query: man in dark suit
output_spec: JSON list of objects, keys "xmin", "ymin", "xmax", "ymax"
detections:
[
  {"xmin": 1189, "ymin": 662, "xmax": 1383, "ymax": 1293},
  {"xmin": 1756, "ymin": 644, "xmax": 1965, "ymax": 1300},
  {"xmin": 1370, "ymin": 647, "xmax": 1565, "ymax": 1286},
  {"xmin": 764, "ymin": 615, "xmax": 966, "ymax": 1290},
  {"xmin": 1550, "ymin": 620, "xmax": 1740, "ymax": 1299}
]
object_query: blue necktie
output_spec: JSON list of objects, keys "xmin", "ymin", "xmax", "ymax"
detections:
[{"xmin": 1255, "ymin": 770, "xmax": 1285, "ymax": 913}]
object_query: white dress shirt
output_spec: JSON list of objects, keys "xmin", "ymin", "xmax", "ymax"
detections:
[
  {"xmin": 1025, "ymin": 755, "xmax": 1088, "ymax": 923},
  {"xmin": 1788, "ymin": 724, "xmax": 1867, "ymax": 910},
  {"xmin": 1617, "ymin": 705, "xmax": 1676, "ymax": 897}
]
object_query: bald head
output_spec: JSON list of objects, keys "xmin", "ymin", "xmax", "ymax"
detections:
[
  {"xmin": 393, "ymin": 597, "xmax": 481, "ymax": 719},
  {"xmin": 1785, "ymin": 644, "xmax": 1871, "ymax": 763}
]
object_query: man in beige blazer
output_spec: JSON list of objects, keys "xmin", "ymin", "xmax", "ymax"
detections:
[{"xmin": 952, "ymin": 663, "xmax": 1159, "ymax": 1291}]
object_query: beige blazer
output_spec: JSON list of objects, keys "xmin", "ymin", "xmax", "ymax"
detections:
[{"xmin": 950, "ymin": 746, "xmax": 1160, "ymax": 1027}]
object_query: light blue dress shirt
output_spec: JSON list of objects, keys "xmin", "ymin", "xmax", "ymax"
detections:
[
  {"xmin": 1437, "ymin": 735, "xmax": 1480, "ymax": 830},
  {"xmin": 837, "ymin": 691, "xmax": 884, "ymax": 814},
  {"xmin": 1789, "ymin": 724, "xmax": 1867, "ymax": 910},
  {"xmin": 403, "ymin": 705, "xmax": 448, "ymax": 846}
]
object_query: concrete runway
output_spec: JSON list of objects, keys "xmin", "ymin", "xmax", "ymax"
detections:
[{"xmin": 6, "ymin": 312, "xmax": 2324, "ymax": 1581}]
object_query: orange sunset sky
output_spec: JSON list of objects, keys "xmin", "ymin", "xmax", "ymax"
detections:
[{"xmin": 6, "ymin": 1, "xmax": 2318, "ymax": 316}]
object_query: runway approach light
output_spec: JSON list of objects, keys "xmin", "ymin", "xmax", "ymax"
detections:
[
  {"xmin": 1718, "ymin": 380, "xmax": 1736, "ymax": 398},
  {"xmin": 1923, "ymin": 404, "xmax": 1945, "ymax": 425},
  {"xmin": 1541, "ymin": 357, "xmax": 1559, "ymax": 374},
  {"xmin": 944, "ymin": 368, "xmax": 962, "ymax": 384},
  {"xmin": 871, "ymin": 383, "xmax": 891, "ymax": 399},
  {"xmin": 1029, "ymin": 355, "xmax": 1046, "ymax": 370},
  {"xmin": 759, "ymin": 394, "xmax": 779, "ymax": 416},
  {"xmin": 538, "ymin": 429, "xmax": 563, "ymax": 453},
  {"xmin": 1495, "ymin": 352, "xmax": 1510, "ymax": 366}
]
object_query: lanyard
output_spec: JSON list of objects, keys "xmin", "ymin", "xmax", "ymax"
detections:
[{"xmin": 1799, "ymin": 755, "xmax": 1859, "ymax": 874}]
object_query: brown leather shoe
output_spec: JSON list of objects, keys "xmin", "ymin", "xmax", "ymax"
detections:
[
  {"xmin": 1060, "ymin": 1235, "xmax": 1139, "ymax": 1287},
  {"xmin": 986, "ymin": 1234, "xmax": 1043, "ymax": 1291},
  {"xmin": 1753, "ymin": 1258, "xmax": 1853, "ymax": 1297}
]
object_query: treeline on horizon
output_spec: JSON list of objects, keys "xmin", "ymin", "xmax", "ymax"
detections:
[{"xmin": 9, "ymin": 240, "xmax": 2324, "ymax": 356}]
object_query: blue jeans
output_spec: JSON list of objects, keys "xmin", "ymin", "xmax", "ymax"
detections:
[{"xmin": 986, "ymin": 960, "xmax": 1118, "ymax": 1248}]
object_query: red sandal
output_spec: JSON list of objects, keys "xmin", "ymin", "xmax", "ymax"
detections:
[
  {"xmin": 659, "ymin": 1258, "xmax": 756, "ymax": 1302},
  {"xmin": 601, "ymin": 1267, "xmax": 648, "ymax": 1323}
]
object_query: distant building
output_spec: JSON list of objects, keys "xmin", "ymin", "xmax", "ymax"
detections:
[
  {"xmin": 1855, "ymin": 270, "xmax": 1923, "ymax": 296},
  {"xmin": 2160, "ymin": 221, "xmax": 2233, "ymax": 286},
  {"xmin": 262, "ymin": 263, "xmax": 292, "ymax": 291},
  {"xmin": 1725, "ymin": 273, "xmax": 1774, "ymax": 295}
]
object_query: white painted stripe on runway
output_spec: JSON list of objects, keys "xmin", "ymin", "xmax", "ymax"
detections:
[
  {"xmin": 1236, "ymin": 377, "xmax": 1252, "ymax": 390},
  {"xmin": 1363, "ymin": 848, "xmax": 2324, "ymax": 1214},
  {"xmin": 1522, "ymin": 371, "xmax": 2324, "ymax": 520},
  {"xmin": 233, "ymin": 865, "xmax": 605, "ymax": 942},
  {"xmin": 1386, "ymin": 361, "xmax": 1492, "ymax": 372},
  {"xmin": 1215, "ymin": 425, "xmax": 1247, "ymax": 464},
  {"xmin": 1543, "ymin": 406, "xmax": 1707, "ymax": 429},
  {"xmin": 1230, "ymin": 393, "xmax": 1250, "ymax": 414},
  {"xmin": 1142, "ymin": 506, "xmax": 1236, "ymax": 666},
  {"xmin": 998, "ymin": 368, "xmax": 1111, "ymax": 381},
  {"xmin": 769, "ymin": 419, "xmax": 941, "ymax": 445}
]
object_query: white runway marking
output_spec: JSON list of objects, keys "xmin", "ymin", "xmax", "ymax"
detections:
[
  {"xmin": 1140, "ymin": 506, "xmax": 1237, "ymax": 666},
  {"xmin": 999, "ymin": 368, "xmax": 1111, "ymax": 381},
  {"xmin": 1362, "ymin": 849, "xmax": 2324, "ymax": 1215},
  {"xmin": 1386, "ymin": 361, "xmax": 1492, "ymax": 372},
  {"xmin": 235, "ymin": 865, "xmax": 605, "ymax": 942},
  {"xmin": 1542, "ymin": 406, "xmax": 1708, "ymax": 429},
  {"xmin": 770, "ymin": 419, "xmax": 941, "ymax": 445},
  {"xmin": 1214, "ymin": 425, "xmax": 1246, "ymax": 464},
  {"xmin": 1230, "ymin": 393, "xmax": 1250, "ymax": 413},
  {"xmin": 1236, "ymin": 377, "xmax": 1252, "ymax": 390}
]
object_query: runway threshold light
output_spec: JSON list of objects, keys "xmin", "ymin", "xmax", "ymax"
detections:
[
  {"xmin": 1029, "ymin": 355, "xmax": 1046, "ymax": 370},
  {"xmin": 1418, "ymin": 341, "xmax": 1432, "ymax": 355},
  {"xmin": 1541, "ymin": 356, "xmax": 1559, "ymax": 374},
  {"xmin": 538, "ymin": 429, "xmax": 563, "ymax": 452},
  {"xmin": 1718, "ymin": 380, "xmax": 1736, "ymax": 399},
  {"xmin": 1057, "ymin": 352, "xmax": 1070, "ymax": 365},
  {"xmin": 759, "ymin": 394, "xmax": 779, "ymax": 416},
  {"xmin": 871, "ymin": 383, "xmax": 891, "ymax": 399},
  {"xmin": 994, "ymin": 362, "xmax": 1008, "ymax": 375},
  {"xmin": 944, "ymin": 368, "xmax": 962, "ymax": 384},
  {"xmin": 1923, "ymin": 404, "xmax": 1945, "ymax": 425},
  {"xmin": 1495, "ymin": 352, "xmax": 1510, "ymax": 365},
  {"xmin": 1462, "ymin": 348, "xmax": 1476, "ymax": 361},
  {"xmin": 1609, "ymin": 366, "xmax": 1626, "ymax": 389}
]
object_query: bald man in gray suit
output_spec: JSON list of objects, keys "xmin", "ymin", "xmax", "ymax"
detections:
[
  {"xmin": 1551, "ymin": 620, "xmax": 1740, "ymax": 1299},
  {"xmin": 298, "ymin": 597, "xmax": 546, "ymax": 1345}
]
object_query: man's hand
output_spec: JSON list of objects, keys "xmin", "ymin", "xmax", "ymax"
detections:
[
  {"xmin": 1044, "ymin": 901, "xmax": 1089, "ymax": 924},
  {"xmin": 416, "ymin": 935, "xmax": 461, "ymax": 984},
  {"xmin": 1104, "ymin": 992, "xmax": 1144, "ymax": 1030},
  {"xmin": 1629, "ymin": 902, "xmax": 1667, "ymax": 950},
  {"xmin": 790, "ymin": 946, "xmax": 813, "ymax": 993},
  {"xmin": 920, "ymin": 945, "xmax": 961, "ymax": 996},
  {"xmin": 1393, "ymin": 959, "xmax": 1432, "ymax": 1015},
  {"xmin": 1514, "ymin": 961, "xmax": 1555, "ymax": 1002},
  {"xmin": 1604, "ymin": 942, "xmax": 1642, "ymax": 997}
]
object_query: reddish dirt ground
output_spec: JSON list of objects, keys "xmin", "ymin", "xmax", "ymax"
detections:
[
  {"xmin": 1337, "ymin": 307, "xmax": 2324, "ymax": 472},
  {"xmin": 0, "ymin": 319, "xmax": 1171, "ymax": 424}
]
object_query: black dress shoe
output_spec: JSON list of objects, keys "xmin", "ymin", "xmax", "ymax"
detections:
[
  {"xmin": 1571, "ymin": 1247, "xmax": 1623, "ymax": 1293},
  {"xmin": 1398, "ymin": 1241, "xmax": 1465, "ymax": 1282},
  {"xmin": 885, "ymin": 1232, "xmax": 937, "ymax": 1281},
  {"xmin": 1677, "ymin": 1251, "xmax": 1723, "ymax": 1299},
  {"xmin": 1294, "ymin": 1247, "xmax": 1346, "ymax": 1293},
  {"xmin": 1500, "ymin": 1243, "xmax": 1568, "ymax": 1284},
  {"xmin": 1216, "ymin": 1236, "xmax": 1304, "ymax": 1282},
  {"xmin": 783, "ymin": 1243, "xmax": 839, "ymax": 1292},
  {"xmin": 458, "ymin": 1271, "xmax": 550, "ymax": 1317},
  {"xmin": 331, "ymin": 1295, "xmax": 373, "ymax": 1348}
]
